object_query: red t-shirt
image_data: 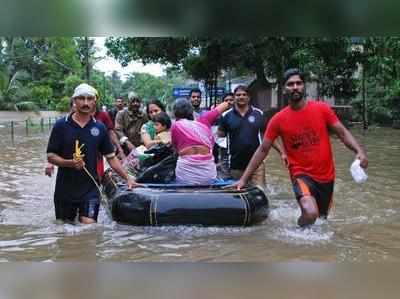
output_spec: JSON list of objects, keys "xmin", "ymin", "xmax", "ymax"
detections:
[
  {"xmin": 94, "ymin": 111, "xmax": 115, "ymax": 179},
  {"xmin": 265, "ymin": 101, "xmax": 339, "ymax": 182},
  {"xmin": 95, "ymin": 111, "xmax": 114, "ymax": 130}
]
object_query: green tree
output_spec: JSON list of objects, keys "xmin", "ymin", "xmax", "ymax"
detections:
[
  {"xmin": 76, "ymin": 37, "xmax": 99, "ymax": 82},
  {"xmin": 108, "ymin": 71, "xmax": 124, "ymax": 98},
  {"xmin": 105, "ymin": 37, "xmax": 191, "ymax": 66},
  {"xmin": 0, "ymin": 67, "xmax": 31, "ymax": 110},
  {"xmin": 29, "ymin": 84, "xmax": 53, "ymax": 109},
  {"xmin": 122, "ymin": 72, "xmax": 166, "ymax": 101}
]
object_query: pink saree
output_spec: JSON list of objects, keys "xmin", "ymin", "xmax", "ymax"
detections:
[{"xmin": 171, "ymin": 115, "xmax": 218, "ymax": 185}]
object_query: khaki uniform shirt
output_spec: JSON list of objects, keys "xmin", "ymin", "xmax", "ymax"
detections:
[{"xmin": 115, "ymin": 109, "xmax": 148, "ymax": 147}]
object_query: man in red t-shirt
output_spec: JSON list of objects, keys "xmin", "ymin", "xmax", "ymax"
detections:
[
  {"xmin": 236, "ymin": 68, "xmax": 368, "ymax": 227},
  {"xmin": 94, "ymin": 106, "xmax": 126, "ymax": 179}
]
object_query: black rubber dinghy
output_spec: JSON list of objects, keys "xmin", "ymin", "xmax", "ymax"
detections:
[{"xmin": 102, "ymin": 174, "xmax": 269, "ymax": 227}]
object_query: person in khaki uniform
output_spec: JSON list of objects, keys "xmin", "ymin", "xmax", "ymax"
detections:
[{"xmin": 115, "ymin": 92, "xmax": 148, "ymax": 152}]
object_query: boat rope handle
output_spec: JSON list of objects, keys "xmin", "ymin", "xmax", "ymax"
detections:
[{"xmin": 74, "ymin": 139, "xmax": 111, "ymax": 217}]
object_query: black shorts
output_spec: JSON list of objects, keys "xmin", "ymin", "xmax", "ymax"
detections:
[
  {"xmin": 292, "ymin": 175, "xmax": 334, "ymax": 217},
  {"xmin": 54, "ymin": 188, "xmax": 100, "ymax": 222}
]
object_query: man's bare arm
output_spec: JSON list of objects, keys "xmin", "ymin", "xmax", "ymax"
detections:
[
  {"xmin": 47, "ymin": 153, "xmax": 84, "ymax": 170},
  {"xmin": 109, "ymin": 129, "xmax": 126, "ymax": 159},
  {"xmin": 330, "ymin": 122, "xmax": 368, "ymax": 168},
  {"xmin": 107, "ymin": 156, "xmax": 142, "ymax": 189},
  {"xmin": 237, "ymin": 138, "xmax": 273, "ymax": 189}
]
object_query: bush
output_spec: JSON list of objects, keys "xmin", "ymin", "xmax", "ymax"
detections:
[
  {"xmin": 55, "ymin": 96, "xmax": 72, "ymax": 112},
  {"xmin": 29, "ymin": 85, "xmax": 53, "ymax": 109},
  {"xmin": 63, "ymin": 75, "xmax": 84, "ymax": 97}
]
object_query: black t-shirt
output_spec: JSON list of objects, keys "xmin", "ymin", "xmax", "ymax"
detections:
[
  {"xmin": 46, "ymin": 114, "xmax": 115, "ymax": 200},
  {"xmin": 219, "ymin": 106, "xmax": 265, "ymax": 170},
  {"xmin": 108, "ymin": 107, "xmax": 119, "ymax": 124}
]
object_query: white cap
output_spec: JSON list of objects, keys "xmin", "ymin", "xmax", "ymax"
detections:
[
  {"xmin": 72, "ymin": 83, "xmax": 97, "ymax": 98},
  {"xmin": 128, "ymin": 91, "xmax": 140, "ymax": 101}
]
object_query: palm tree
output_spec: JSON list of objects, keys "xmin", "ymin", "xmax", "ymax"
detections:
[{"xmin": 0, "ymin": 68, "xmax": 31, "ymax": 111}]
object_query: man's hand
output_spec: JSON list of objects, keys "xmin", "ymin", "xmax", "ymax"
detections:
[
  {"xmin": 45, "ymin": 163, "xmax": 55, "ymax": 177},
  {"xmin": 236, "ymin": 178, "xmax": 247, "ymax": 191},
  {"xmin": 356, "ymin": 152, "xmax": 368, "ymax": 168},
  {"xmin": 126, "ymin": 176, "xmax": 144, "ymax": 190},
  {"xmin": 72, "ymin": 156, "xmax": 85, "ymax": 170},
  {"xmin": 281, "ymin": 152, "xmax": 289, "ymax": 168}
]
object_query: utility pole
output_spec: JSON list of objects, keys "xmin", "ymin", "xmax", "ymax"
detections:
[
  {"xmin": 228, "ymin": 68, "xmax": 232, "ymax": 91},
  {"xmin": 103, "ymin": 74, "xmax": 106, "ymax": 102},
  {"xmin": 85, "ymin": 36, "xmax": 90, "ymax": 82},
  {"xmin": 362, "ymin": 63, "xmax": 368, "ymax": 130}
]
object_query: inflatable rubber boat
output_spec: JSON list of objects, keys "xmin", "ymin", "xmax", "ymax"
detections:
[{"xmin": 102, "ymin": 174, "xmax": 269, "ymax": 226}]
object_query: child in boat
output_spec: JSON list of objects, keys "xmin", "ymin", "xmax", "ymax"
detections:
[
  {"xmin": 153, "ymin": 111, "xmax": 172, "ymax": 144},
  {"xmin": 122, "ymin": 112, "xmax": 172, "ymax": 175}
]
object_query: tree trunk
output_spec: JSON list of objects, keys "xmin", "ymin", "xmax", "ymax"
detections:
[
  {"xmin": 85, "ymin": 37, "xmax": 90, "ymax": 82},
  {"xmin": 277, "ymin": 57, "xmax": 286, "ymax": 110},
  {"xmin": 254, "ymin": 55, "xmax": 268, "ymax": 85},
  {"xmin": 277, "ymin": 78, "xmax": 283, "ymax": 109}
]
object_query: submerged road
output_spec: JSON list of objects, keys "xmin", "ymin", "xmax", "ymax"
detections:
[{"xmin": 0, "ymin": 124, "xmax": 399, "ymax": 262}]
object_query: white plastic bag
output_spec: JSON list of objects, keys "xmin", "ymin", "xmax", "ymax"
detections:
[{"xmin": 350, "ymin": 159, "xmax": 368, "ymax": 183}]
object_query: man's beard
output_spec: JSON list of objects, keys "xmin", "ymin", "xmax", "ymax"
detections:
[
  {"xmin": 290, "ymin": 91, "xmax": 304, "ymax": 102},
  {"xmin": 192, "ymin": 102, "xmax": 200, "ymax": 109}
]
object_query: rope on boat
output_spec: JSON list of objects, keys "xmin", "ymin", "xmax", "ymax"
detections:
[{"xmin": 74, "ymin": 139, "xmax": 112, "ymax": 219}]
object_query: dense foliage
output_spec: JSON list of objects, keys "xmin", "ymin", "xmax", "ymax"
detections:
[
  {"xmin": 106, "ymin": 36, "xmax": 400, "ymax": 124},
  {"xmin": 1, "ymin": 36, "xmax": 400, "ymax": 125}
]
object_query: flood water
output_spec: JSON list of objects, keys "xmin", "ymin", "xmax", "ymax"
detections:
[{"xmin": 0, "ymin": 122, "xmax": 399, "ymax": 262}]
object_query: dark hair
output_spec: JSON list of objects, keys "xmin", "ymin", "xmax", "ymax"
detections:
[
  {"xmin": 283, "ymin": 68, "xmax": 305, "ymax": 84},
  {"xmin": 189, "ymin": 88, "xmax": 202, "ymax": 97},
  {"xmin": 222, "ymin": 92, "xmax": 234, "ymax": 100},
  {"xmin": 233, "ymin": 85, "xmax": 248, "ymax": 94},
  {"xmin": 146, "ymin": 98, "xmax": 166, "ymax": 116},
  {"xmin": 173, "ymin": 98, "xmax": 194, "ymax": 120},
  {"xmin": 153, "ymin": 111, "xmax": 172, "ymax": 129}
]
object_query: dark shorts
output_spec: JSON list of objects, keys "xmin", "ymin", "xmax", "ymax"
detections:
[
  {"xmin": 292, "ymin": 175, "xmax": 334, "ymax": 217},
  {"xmin": 54, "ymin": 188, "xmax": 100, "ymax": 222}
]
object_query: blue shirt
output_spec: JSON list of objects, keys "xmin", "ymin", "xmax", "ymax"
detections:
[
  {"xmin": 47, "ymin": 113, "xmax": 115, "ymax": 200},
  {"xmin": 219, "ymin": 106, "xmax": 265, "ymax": 170}
]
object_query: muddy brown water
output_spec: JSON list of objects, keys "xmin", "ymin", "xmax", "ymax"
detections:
[{"xmin": 0, "ymin": 122, "xmax": 399, "ymax": 262}]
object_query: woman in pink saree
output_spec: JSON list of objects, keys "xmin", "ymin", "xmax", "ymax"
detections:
[{"xmin": 171, "ymin": 99, "xmax": 231, "ymax": 185}]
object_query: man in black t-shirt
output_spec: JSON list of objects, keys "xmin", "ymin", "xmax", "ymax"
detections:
[
  {"xmin": 47, "ymin": 83, "xmax": 139, "ymax": 224},
  {"xmin": 218, "ymin": 85, "xmax": 268, "ymax": 188}
]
